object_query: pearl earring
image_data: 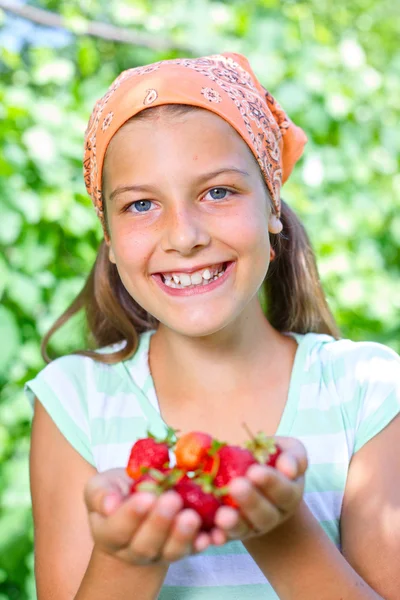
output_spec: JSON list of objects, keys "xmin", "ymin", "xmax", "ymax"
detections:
[{"xmin": 269, "ymin": 214, "xmax": 283, "ymax": 234}]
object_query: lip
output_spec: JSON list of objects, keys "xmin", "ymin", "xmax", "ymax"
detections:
[
  {"xmin": 152, "ymin": 261, "xmax": 235, "ymax": 296},
  {"xmin": 152, "ymin": 261, "xmax": 226, "ymax": 276}
]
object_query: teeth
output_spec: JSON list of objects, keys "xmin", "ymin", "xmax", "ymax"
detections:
[
  {"xmin": 180, "ymin": 273, "xmax": 192, "ymax": 287},
  {"xmin": 161, "ymin": 263, "xmax": 227, "ymax": 289},
  {"xmin": 191, "ymin": 272, "xmax": 203, "ymax": 285}
]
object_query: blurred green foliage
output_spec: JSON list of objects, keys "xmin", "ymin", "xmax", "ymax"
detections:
[{"xmin": 0, "ymin": 0, "xmax": 399, "ymax": 597}]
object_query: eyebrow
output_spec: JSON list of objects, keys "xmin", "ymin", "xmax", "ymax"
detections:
[{"xmin": 109, "ymin": 167, "xmax": 250, "ymax": 202}]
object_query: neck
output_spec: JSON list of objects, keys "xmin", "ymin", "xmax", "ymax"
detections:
[{"xmin": 149, "ymin": 298, "xmax": 291, "ymax": 403}]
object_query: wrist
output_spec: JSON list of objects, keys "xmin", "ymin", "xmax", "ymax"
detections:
[{"xmin": 243, "ymin": 500, "xmax": 308, "ymax": 556}]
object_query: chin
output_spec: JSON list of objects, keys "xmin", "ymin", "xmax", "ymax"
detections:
[{"xmin": 158, "ymin": 305, "xmax": 243, "ymax": 339}]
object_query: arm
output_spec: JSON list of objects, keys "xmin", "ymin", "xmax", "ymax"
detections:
[
  {"xmin": 30, "ymin": 398, "xmax": 168, "ymax": 600},
  {"xmin": 244, "ymin": 501, "xmax": 382, "ymax": 600},
  {"xmin": 243, "ymin": 416, "xmax": 400, "ymax": 599}
]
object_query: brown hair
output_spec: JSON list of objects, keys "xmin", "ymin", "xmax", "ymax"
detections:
[{"xmin": 41, "ymin": 105, "xmax": 340, "ymax": 363}]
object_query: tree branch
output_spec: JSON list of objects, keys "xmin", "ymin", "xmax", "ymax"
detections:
[{"xmin": 0, "ymin": 0, "xmax": 191, "ymax": 52}]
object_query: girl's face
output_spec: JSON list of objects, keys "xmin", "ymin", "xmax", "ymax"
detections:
[{"xmin": 104, "ymin": 108, "xmax": 275, "ymax": 337}]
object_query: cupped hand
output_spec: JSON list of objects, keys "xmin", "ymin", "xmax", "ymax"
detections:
[
  {"xmin": 84, "ymin": 468, "xmax": 219, "ymax": 566},
  {"xmin": 212, "ymin": 436, "xmax": 308, "ymax": 544}
]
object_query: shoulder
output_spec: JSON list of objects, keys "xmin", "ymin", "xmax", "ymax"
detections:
[
  {"xmin": 300, "ymin": 332, "xmax": 400, "ymax": 452},
  {"xmin": 26, "ymin": 342, "xmax": 126, "ymax": 402},
  {"xmin": 301, "ymin": 332, "xmax": 400, "ymax": 391}
]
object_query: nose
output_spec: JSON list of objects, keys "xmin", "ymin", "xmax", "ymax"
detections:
[{"xmin": 161, "ymin": 205, "xmax": 211, "ymax": 255}]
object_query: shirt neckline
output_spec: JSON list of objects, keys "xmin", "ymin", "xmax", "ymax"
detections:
[{"xmin": 134, "ymin": 329, "xmax": 312, "ymax": 437}]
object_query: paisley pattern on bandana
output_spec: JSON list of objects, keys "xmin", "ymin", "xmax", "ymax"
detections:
[
  {"xmin": 83, "ymin": 53, "xmax": 307, "ymax": 236},
  {"xmin": 143, "ymin": 88, "xmax": 158, "ymax": 105},
  {"xmin": 201, "ymin": 87, "xmax": 222, "ymax": 103}
]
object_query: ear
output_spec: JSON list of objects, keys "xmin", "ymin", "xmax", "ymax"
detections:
[
  {"xmin": 268, "ymin": 214, "xmax": 283, "ymax": 234},
  {"xmin": 108, "ymin": 242, "xmax": 116, "ymax": 264}
]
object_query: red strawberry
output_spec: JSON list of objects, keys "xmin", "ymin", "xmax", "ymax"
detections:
[
  {"xmin": 126, "ymin": 429, "xmax": 175, "ymax": 479},
  {"xmin": 244, "ymin": 429, "xmax": 283, "ymax": 468},
  {"xmin": 174, "ymin": 476, "xmax": 221, "ymax": 531},
  {"xmin": 213, "ymin": 446, "xmax": 257, "ymax": 487},
  {"xmin": 265, "ymin": 445, "xmax": 283, "ymax": 468},
  {"xmin": 130, "ymin": 467, "xmax": 184, "ymax": 495},
  {"xmin": 175, "ymin": 431, "xmax": 213, "ymax": 471}
]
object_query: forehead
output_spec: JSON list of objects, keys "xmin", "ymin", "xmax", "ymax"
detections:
[{"xmin": 105, "ymin": 107, "xmax": 258, "ymax": 167}]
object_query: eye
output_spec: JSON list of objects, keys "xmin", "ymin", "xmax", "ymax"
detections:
[
  {"xmin": 129, "ymin": 200, "xmax": 155, "ymax": 213},
  {"xmin": 204, "ymin": 187, "xmax": 232, "ymax": 201}
]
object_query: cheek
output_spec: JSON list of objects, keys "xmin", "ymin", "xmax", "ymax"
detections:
[
  {"xmin": 110, "ymin": 232, "xmax": 152, "ymax": 276},
  {"xmin": 230, "ymin": 206, "xmax": 270, "ymax": 255}
]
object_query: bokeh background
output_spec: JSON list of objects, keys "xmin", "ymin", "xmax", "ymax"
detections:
[{"xmin": 0, "ymin": 0, "xmax": 399, "ymax": 597}]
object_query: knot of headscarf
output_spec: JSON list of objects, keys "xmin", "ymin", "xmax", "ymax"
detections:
[{"xmin": 83, "ymin": 52, "xmax": 307, "ymax": 236}]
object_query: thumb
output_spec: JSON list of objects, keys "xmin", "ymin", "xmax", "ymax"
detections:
[{"xmin": 84, "ymin": 467, "xmax": 132, "ymax": 516}]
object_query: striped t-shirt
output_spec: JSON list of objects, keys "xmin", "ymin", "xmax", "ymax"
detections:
[{"xmin": 25, "ymin": 330, "xmax": 400, "ymax": 599}]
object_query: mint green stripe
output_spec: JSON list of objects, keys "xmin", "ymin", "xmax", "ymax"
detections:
[
  {"xmin": 292, "ymin": 411, "xmax": 354, "ymax": 435},
  {"xmin": 304, "ymin": 463, "xmax": 347, "ymax": 493},
  {"xmin": 307, "ymin": 354, "xmax": 346, "ymax": 383},
  {"xmin": 354, "ymin": 392, "xmax": 399, "ymax": 452},
  {"xmin": 276, "ymin": 332, "xmax": 310, "ymax": 436},
  {"xmin": 159, "ymin": 584, "xmax": 278, "ymax": 599},
  {"xmin": 91, "ymin": 416, "xmax": 148, "ymax": 444},
  {"xmin": 202, "ymin": 541, "xmax": 247, "ymax": 556},
  {"xmin": 24, "ymin": 380, "xmax": 95, "ymax": 466},
  {"xmin": 142, "ymin": 374, "xmax": 154, "ymax": 395},
  {"xmin": 319, "ymin": 519, "xmax": 340, "ymax": 545}
]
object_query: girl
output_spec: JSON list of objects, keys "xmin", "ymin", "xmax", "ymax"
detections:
[{"xmin": 26, "ymin": 53, "xmax": 400, "ymax": 599}]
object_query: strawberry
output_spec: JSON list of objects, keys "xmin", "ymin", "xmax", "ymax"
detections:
[
  {"xmin": 212, "ymin": 445, "xmax": 257, "ymax": 508},
  {"xmin": 175, "ymin": 431, "xmax": 213, "ymax": 471},
  {"xmin": 213, "ymin": 445, "xmax": 257, "ymax": 488},
  {"xmin": 129, "ymin": 467, "xmax": 184, "ymax": 495},
  {"xmin": 126, "ymin": 428, "xmax": 175, "ymax": 480},
  {"xmin": 174, "ymin": 475, "xmax": 221, "ymax": 531},
  {"xmin": 265, "ymin": 445, "xmax": 283, "ymax": 468},
  {"xmin": 244, "ymin": 429, "xmax": 283, "ymax": 468}
]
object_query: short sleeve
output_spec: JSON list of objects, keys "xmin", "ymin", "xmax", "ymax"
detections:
[
  {"xmin": 25, "ymin": 354, "xmax": 96, "ymax": 466},
  {"xmin": 341, "ymin": 342, "xmax": 400, "ymax": 453}
]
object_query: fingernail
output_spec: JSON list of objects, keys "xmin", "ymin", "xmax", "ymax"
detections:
[
  {"xmin": 229, "ymin": 480, "xmax": 250, "ymax": 499},
  {"xmin": 132, "ymin": 492, "xmax": 156, "ymax": 514},
  {"xmin": 179, "ymin": 520, "xmax": 196, "ymax": 534},
  {"xmin": 103, "ymin": 494, "xmax": 119, "ymax": 515},
  {"xmin": 281, "ymin": 456, "xmax": 297, "ymax": 478}
]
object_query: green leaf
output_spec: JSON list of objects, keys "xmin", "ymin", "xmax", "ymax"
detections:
[{"xmin": 0, "ymin": 307, "xmax": 20, "ymax": 375}]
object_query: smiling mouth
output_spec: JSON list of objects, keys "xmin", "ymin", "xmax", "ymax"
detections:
[{"xmin": 159, "ymin": 262, "xmax": 228, "ymax": 289}]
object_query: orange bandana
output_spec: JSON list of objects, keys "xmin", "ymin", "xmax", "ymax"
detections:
[{"xmin": 84, "ymin": 52, "xmax": 307, "ymax": 236}]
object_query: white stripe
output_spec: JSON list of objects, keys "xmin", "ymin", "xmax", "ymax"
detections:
[
  {"xmin": 88, "ymin": 390, "xmax": 148, "ymax": 420},
  {"xmin": 354, "ymin": 354, "xmax": 400, "ymax": 387},
  {"xmin": 298, "ymin": 431, "xmax": 353, "ymax": 464},
  {"xmin": 304, "ymin": 490, "xmax": 343, "ymax": 522},
  {"xmin": 93, "ymin": 441, "xmax": 133, "ymax": 472},
  {"xmin": 129, "ymin": 344, "xmax": 151, "ymax": 389},
  {"xmin": 41, "ymin": 363, "xmax": 90, "ymax": 438},
  {"xmin": 146, "ymin": 386, "xmax": 161, "ymax": 412},
  {"xmin": 298, "ymin": 380, "xmax": 347, "ymax": 410},
  {"xmin": 164, "ymin": 553, "xmax": 266, "ymax": 587}
]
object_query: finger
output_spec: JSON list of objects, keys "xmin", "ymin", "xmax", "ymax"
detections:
[
  {"xmin": 214, "ymin": 506, "xmax": 253, "ymax": 540},
  {"xmin": 89, "ymin": 492, "xmax": 157, "ymax": 551},
  {"xmin": 273, "ymin": 437, "xmax": 308, "ymax": 478},
  {"xmin": 161, "ymin": 509, "xmax": 202, "ymax": 562},
  {"xmin": 227, "ymin": 477, "xmax": 280, "ymax": 533},
  {"xmin": 84, "ymin": 468, "xmax": 133, "ymax": 516},
  {"xmin": 246, "ymin": 464, "xmax": 304, "ymax": 513},
  {"xmin": 193, "ymin": 532, "xmax": 212, "ymax": 553},
  {"xmin": 127, "ymin": 491, "xmax": 183, "ymax": 563}
]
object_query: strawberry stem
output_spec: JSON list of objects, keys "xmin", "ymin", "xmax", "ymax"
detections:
[{"xmin": 242, "ymin": 422, "xmax": 256, "ymax": 442}]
